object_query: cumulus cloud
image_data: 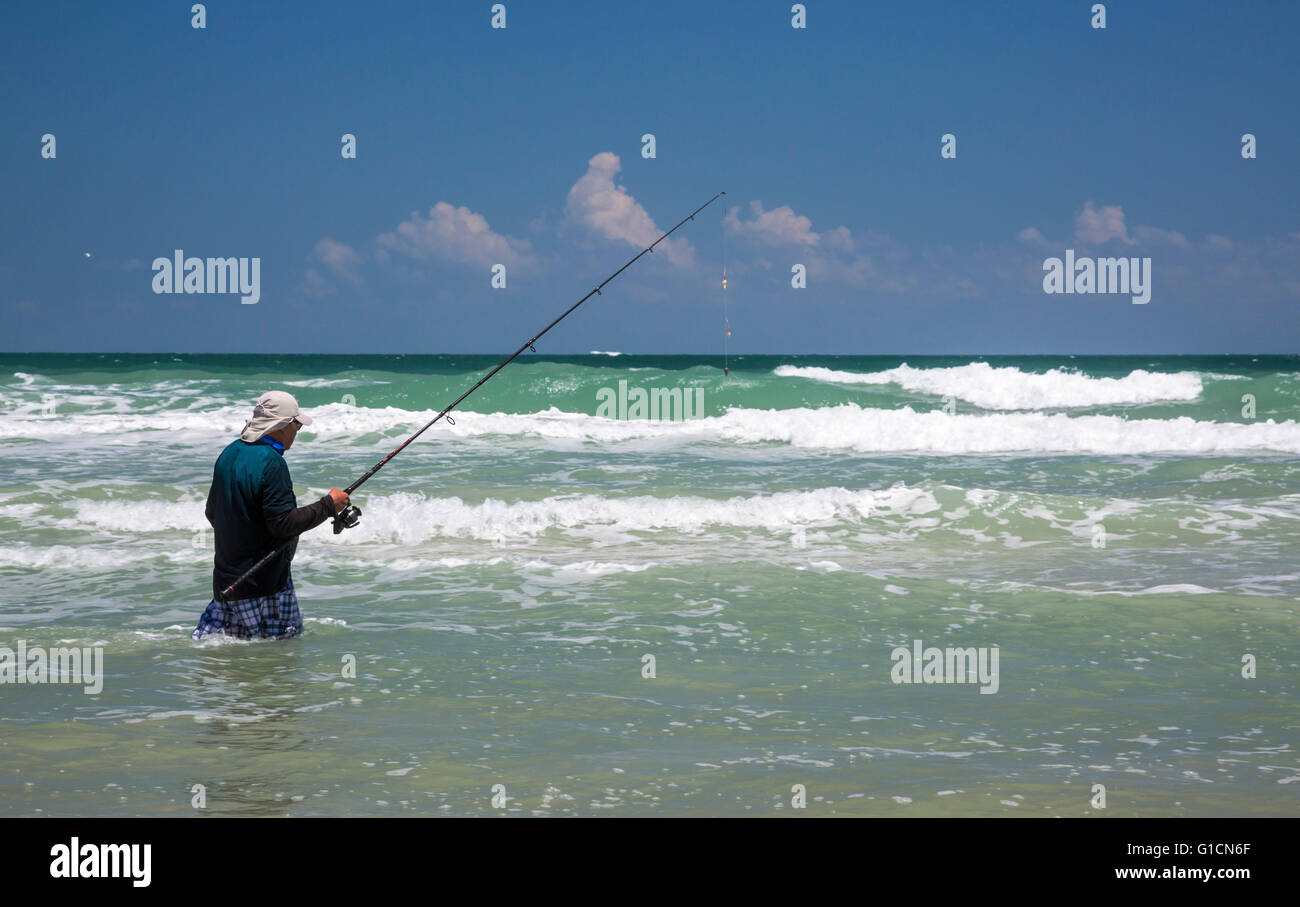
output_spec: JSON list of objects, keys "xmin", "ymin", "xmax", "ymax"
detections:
[
  {"xmin": 564, "ymin": 152, "xmax": 694, "ymax": 267},
  {"xmin": 725, "ymin": 201, "xmax": 864, "ymax": 255},
  {"xmin": 1016, "ymin": 226, "xmax": 1052, "ymax": 247},
  {"xmin": 724, "ymin": 200, "xmax": 905, "ymax": 289},
  {"xmin": 1133, "ymin": 225, "xmax": 1189, "ymax": 246},
  {"xmin": 1029, "ymin": 204, "xmax": 1200, "ymax": 250},
  {"xmin": 1075, "ymin": 201, "xmax": 1135, "ymax": 245},
  {"xmin": 377, "ymin": 202, "xmax": 533, "ymax": 270},
  {"xmin": 725, "ymin": 201, "xmax": 820, "ymax": 247},
  {"xmin": 312, "ymin": 238, "xmax": 362, "ymax": 283}
]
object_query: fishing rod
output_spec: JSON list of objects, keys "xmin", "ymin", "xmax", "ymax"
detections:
[{"xmin": 216, "ymin": 190, "xmax": 727, "ymax": 602}]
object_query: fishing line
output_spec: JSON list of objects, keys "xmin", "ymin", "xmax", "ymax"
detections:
[
  {"xmin": 217, "ymin": 190, "xmax": 727, "ymax": 601},
  {"xmin": 722, "ymin": 212, "xmax": 730, "ymax": 376}
]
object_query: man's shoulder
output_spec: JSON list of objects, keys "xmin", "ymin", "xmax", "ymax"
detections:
[{"xmin": 216, "ymin": 439, "xmax": 284, "ymax": 473}]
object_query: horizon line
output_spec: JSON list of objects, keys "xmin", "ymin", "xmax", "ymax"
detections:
[{"xmin": 1, "ymin": 350, "xmax": 1296, "ymax": 358}]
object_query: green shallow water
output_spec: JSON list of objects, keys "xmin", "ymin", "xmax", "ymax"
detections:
[{"xmin": 1, "ymin": 354, "xmax": 1297, "ymax": 815}]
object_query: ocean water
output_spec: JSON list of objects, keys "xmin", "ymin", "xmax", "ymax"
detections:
[{"xmin": 1, "ymin": 353, "xmax": 1297, "ymax": 816}]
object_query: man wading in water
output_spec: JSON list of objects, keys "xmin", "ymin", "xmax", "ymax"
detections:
[{"xmin": 192, "ymin": 391, "xmax": 349, "ymax": 640}]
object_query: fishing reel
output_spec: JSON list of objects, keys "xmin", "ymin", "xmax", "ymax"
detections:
[{"xmin": 332, "ymin": 504, "xmax": 362, "ymax": 534}]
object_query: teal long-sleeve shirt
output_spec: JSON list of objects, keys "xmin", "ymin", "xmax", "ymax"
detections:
[{"xmin": 205, "ymin": 438, "xmax": 334, "ymax": 599}]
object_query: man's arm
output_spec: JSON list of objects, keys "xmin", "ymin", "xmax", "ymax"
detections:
[
  {"xmin": 265, "ymin": 494, "xmax": 338, "ymax": 540},
  {"xmin": 261, "ymin": 457, "xmax": 350, "ymax": 540}
]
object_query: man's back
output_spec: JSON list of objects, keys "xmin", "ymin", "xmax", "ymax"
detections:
[{"xmin": 207, "ymin": 438, "xmax": 297, "ymax": 599}]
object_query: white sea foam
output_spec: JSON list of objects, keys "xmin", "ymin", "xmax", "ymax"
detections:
[
  {"xmin": 442, "ymin": 404, "xmax": 1300, "ymax": 455},
  {"xmin": 47, "ymin": 485, "xmax": 939, "ymax": 544},
  {"xmin": 524, "ymin": 558, "xmax": 654, "ymax": 576},
  {"xmin": 283, "ymin": 377, "xmax": 389, "ymax": 388},
  {"xmin": 0, "ymin": 544, "xmax": 205, "ymax": 569},
  {"xmin": 0, "ymin": 407, "xmax": 260, "ymax": 439},
  {"xmin": 23, "ymin": 484, "xmax": 1292, "ymax": 581},
  {"xmin": 309, "ymin": 403, "xmax": 1300, "ymax": 454},
  {"xmin": 5, "ymin": 396, "xmax": 1300, "ymax": 457},
  {"xmin": 339, "ymin": 485, "xmax": 940, "ymax": 544},
  {"xmin": 73, "ymin": 498, "xmax": 208, "ymax": 532},
  {"xmin": 774, "ymin": 362, "xmax": 1208, "ymax": 409}
]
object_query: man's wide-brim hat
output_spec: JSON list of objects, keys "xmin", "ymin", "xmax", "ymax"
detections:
[{"xmin": 240, "ymin": 390, "xmax": 313, "ymax": 443}]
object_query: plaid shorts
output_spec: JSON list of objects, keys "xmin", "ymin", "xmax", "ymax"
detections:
[{"xmin": 191, "ymin": 578, "xmax": 303, "ymax": 641}]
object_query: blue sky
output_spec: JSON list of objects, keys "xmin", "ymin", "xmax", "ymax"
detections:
[{"xmin": 2, "ymin": 0, "xmax": 1297, "ymax": 353}]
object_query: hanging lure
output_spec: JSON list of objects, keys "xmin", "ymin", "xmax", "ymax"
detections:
[{"xmin": 722, "ymin": 218, "xmax": 731, "ymax": 376}]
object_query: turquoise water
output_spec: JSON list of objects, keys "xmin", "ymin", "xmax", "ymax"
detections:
[{"xmin": 1, "ymin": 353, "xmax": 1297, "ymax": 815}]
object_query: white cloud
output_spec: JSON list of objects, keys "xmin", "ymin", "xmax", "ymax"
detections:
[
  {"xmin": 1075, "ymin": 201, "xmax": 1135, "ymax": 245},
  {"xmin": 564, "ymin": 152, "xmax": 694, "ymax": 267},
  {"xmin": 724, "ymin": 201, "xmax": 906, "ymax": 289},
  {"xmin": 1133, "ymin": 225, "xmax": 1189, "ymax": 246},
  {"xmin": 377, "ymin": 202, "xmax": 533, "ymax": 270},
  {"xmin": 312, "ymin": 238, "xmax": 362, "ymax": 283},
  {"xmin": 300, "ymin": 268, "xmax": 335, "ymax": 298},
  {"xmin": 726, "ymin": 201, "xmax": 820, "ymax": 247},
  {"xmin": 823, "ymin": 226, "xmax": 855, "ymax": 253},
  {"xmin": 1206, "ymin": 234, "xmax": 1234, "ymax": 251},
  {"xmin": 1037, "ymin": 203, "xmax": 1197, "ymax": 250}
]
